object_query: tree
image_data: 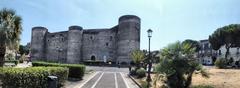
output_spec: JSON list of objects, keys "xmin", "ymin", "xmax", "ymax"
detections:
[
  {"xmin": 131, "ymin": 50, "xmax": 145, "ymax": 69},
  {"xmin": 155, "ymin": 41, "xmax": 209, "ymax": 88},
  {"xmin": 182, "ymin": 39, "xmax": 201, "ymax": 52},
  {"xmin": 209, "ymin": 24, "xmax": 240, "ymax": 59},
  {"xmin": 19, "ymin": 45, "xmax": 30, "ymax": 55},
  {"xmin": 0, "ymin": 8, "xmax": 22, "ymax": 66},
  {"xmin": 151, "ymin": 51, "xmax": 160, "ymax": 63}
]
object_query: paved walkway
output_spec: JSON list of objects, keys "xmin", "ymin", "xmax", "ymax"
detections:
[
  {"xmin": 78, "ymin": 71, "xmax": 138, "ymax": 88},
  {"xmin": 67, "ymin": 66, "xmax": 139, "ymax": 88},
  {"xmin": 15, "ymin": 61, "xmax": 32, "ymax": 68}
]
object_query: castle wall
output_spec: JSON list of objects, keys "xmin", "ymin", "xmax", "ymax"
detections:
[
  {"xmin": 67, "ymin": 26, "xmax": 83, "ymax": 64},
  {"xmin": 31, "ymin": 27, "xmax": 48, "ymax": 61},
  {"xmin": 31, "ymin": 15, "xmax": 141, "ymax": 64},
  {"xmin": 82, "ymin": 29, "xmax": 117, "ymax": 62},
  {"xmin": 45, "ymin": 31, "xmax": 68, "ymax": 63},
  {"xmin": 117, "ymin": 15, "xmax": 141, "ymax": 64}
]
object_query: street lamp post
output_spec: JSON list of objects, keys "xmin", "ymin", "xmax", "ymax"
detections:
[{"xmin": 146, "ymin": 29, "xmax": 153, "ymax": 88}]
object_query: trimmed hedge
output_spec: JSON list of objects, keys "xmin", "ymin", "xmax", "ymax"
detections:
[
  {"xmin": 32, "ymin": 61, "xmax": 85, "ymax": 79},
  {"xmin": 4, "ymin": 60, "xmax": 19, "ymax": 65},
  {"xmin": 0, "ymin": 67, "xmax": 68, "ymax": 88}
]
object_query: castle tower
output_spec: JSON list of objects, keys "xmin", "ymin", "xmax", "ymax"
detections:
[
  {"xmin": 31, "ymin": 27, "xmax": 48, "ymax": 61},
  {"xmin": 117, "ymin": 15, "xmax": 141, "ymax": 64},
  {"xmin": 67, "ymin": 26, "xmax": 83, "ymax": 64}
]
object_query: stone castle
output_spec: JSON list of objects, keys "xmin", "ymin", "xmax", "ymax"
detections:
[{"xmin": 31, "ymin": 15, "xmax": 140, "ymax": 64}]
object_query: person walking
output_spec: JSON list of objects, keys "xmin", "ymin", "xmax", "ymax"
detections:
[
  {"xmin": 117, "ymin": 61, "xmax": 120, "ymax": 68},
  {"xmin": 128, "ymin": 65, "xmax": 132, "ymax": 74}
]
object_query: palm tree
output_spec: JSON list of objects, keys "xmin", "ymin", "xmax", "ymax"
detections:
[
  {"xmin": 155, "ymin": 41, "xmax": 209, "ymax": 88},
  {"xmin": 130, "ymin": 50, "xmax": 145, "ymax": 69},
  {"xmin": 0, "ymin": 8, "xmax": 22, "ymax": 66}
]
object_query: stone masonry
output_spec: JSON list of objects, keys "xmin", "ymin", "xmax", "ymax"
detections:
[{"xmin": 31, "ymin": 15, "xmax": 140, "ymax": 64}]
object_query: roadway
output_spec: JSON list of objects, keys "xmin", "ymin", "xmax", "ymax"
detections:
[{"xmin": 80, "ymin": 66, "xmax": 139, "ymax": 88}]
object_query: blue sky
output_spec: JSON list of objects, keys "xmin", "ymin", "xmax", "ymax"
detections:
[{"xmin": 1, "ymin": 0, "xmax": 240, "ymax": 50}]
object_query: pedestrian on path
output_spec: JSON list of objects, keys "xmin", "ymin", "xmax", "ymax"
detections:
[
  {"xmin": 117, "ymin": 61, "xmax": 120, "ymax": 68},
  {"xmin": 128, "ymin": 65, "xmax": 132, "ymax": 74}
]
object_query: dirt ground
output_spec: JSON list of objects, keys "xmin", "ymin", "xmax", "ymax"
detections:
[
  {"xmin": 135, "ymin": 67, "xmax": 240, "ymax": 88},
  {"xmin": 192, "ymin": 67, "xmax": 240, "ymax": 88}
]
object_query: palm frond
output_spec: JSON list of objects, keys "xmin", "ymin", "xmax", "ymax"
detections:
[{"xmin": 0, "ymin": 8, "xmax": 22, "ymax": 50}]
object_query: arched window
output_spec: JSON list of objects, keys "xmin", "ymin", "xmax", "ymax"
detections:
[
  {"xmin": 106, "ymin": 42, "xmax": 109, "ymax": 46},
  {"xmin": 219, "ymin": 50, "xmax": 221, "ymax": 55},
  {"xmin": 110, "ymin": 36, "xmax": 113, "ymax": 41},
  {"xmin": 90, "ymin": 36, "xmax": 93, "ymax": 40}
]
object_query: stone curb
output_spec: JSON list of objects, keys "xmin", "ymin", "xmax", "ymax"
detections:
[{"xmin": 128, "ymin": 74, "xmax": 142, "ymax": 88}]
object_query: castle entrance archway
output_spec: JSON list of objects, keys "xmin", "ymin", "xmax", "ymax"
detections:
[{"xmin": 91, "ymin": 55, "xmax": 96, "ymax": 61}]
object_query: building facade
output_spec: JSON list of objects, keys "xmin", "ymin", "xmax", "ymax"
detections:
[
  {"xmin": 30, "ymin": 15, "xmax": 140, "ymax": 64},
  {"xmin": 198, "ymin": 39, "xmax": 240, "ymax": 65}
]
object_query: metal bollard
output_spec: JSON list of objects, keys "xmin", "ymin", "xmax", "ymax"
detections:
[{"xmin": 48, "ymin": 76, "xmax": 58, "ymax": 88}]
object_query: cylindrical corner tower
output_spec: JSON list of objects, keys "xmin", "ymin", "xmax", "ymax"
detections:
[
  {"xmin": 67, "ymin": 25, "xmax": 83, "ymax": 64},
  {"xmin": 31, "ymin": 26, "xmax": 48, "ymax": 61},
  {"xmin": 117, "ymin": 15, "xmax": 141, "ymax": 64}
]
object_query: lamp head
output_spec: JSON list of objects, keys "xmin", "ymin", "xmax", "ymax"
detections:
[{"xmin": 147, "ymin": 29, "xmax": 153, "ymax": 38}]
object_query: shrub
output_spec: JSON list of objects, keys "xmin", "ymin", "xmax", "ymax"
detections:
[
  {"xmin": 139, "ymin": 80, "xmax": 148, "ymax": 88},
  {"xmin": 32, "ymin": 61, "xmax": 85, "ymax": 79},
  {"xmin": 4, "ymin": 60, "xmax": 19, "ymax": 65},
  {"xmin": 84, "ymin": 61, "xmax": 103, "ymax": 66},
  {"xmin": 215, "ymin": 58, "xmax": 227, "ymax": 69},
  {"xmin": 61, "ymin": 64, "xmax": 85, "ymax": 79},
  {"xmin": 1, "ymin": 67, "xmax": 68, "ymax": 88},
  {"xmin": 155, "ymin": 42, "xmax": 209, "ymax": 88},
  {"xmin": 136, "ymin": 68, "xmax": 146, "ymax": 78},
  {"xmin": 0, "ymin": 67, "xmax": 3, "ymax": 78},
  {"xmin": 228, "ymin": 57, "xmax": 234, "ymax": 65},
  {"xmin": 130, "ymin": 68, "xmax": 137, "ymax": 76}
]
